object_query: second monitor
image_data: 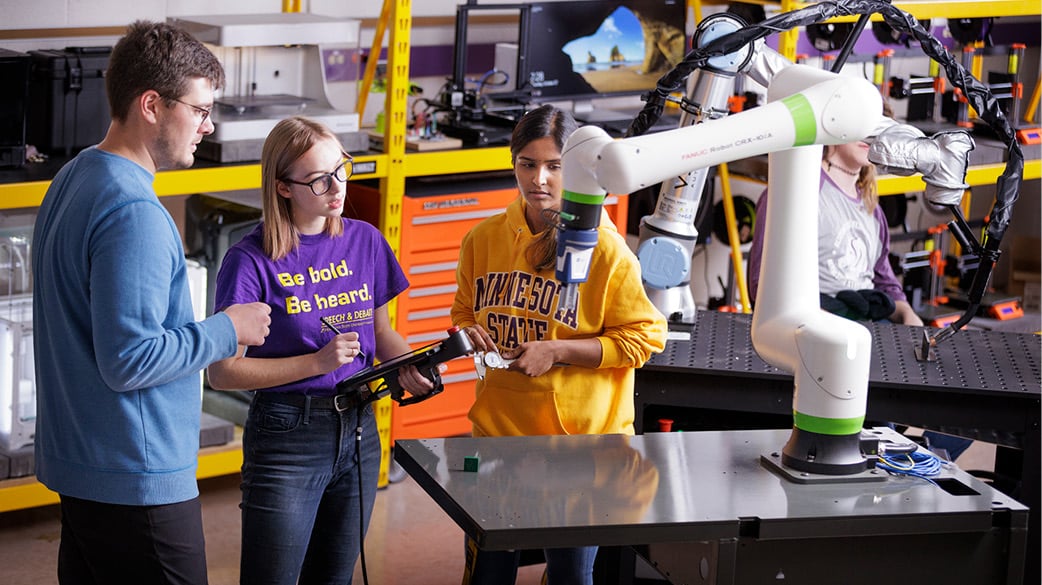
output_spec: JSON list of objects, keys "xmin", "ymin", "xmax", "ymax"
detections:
[{"xmin": 523, "ymin": 0, "xmax": 687, "ymax": 112}]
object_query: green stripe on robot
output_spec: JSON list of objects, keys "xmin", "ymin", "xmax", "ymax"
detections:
[
  {"xmin": 782, "ymin": 93, "xmax": 817, "ymax": 146},
  {"xmin": 562, "ymin": 190, "xmax": 606, "ymax": 205},
  {"xmin": 793, "ymin": 411, "xmax": 864, "ymax": 435}
]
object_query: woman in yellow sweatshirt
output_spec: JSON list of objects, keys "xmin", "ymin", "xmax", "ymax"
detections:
[{"xmin": 451, "ymin": 104, "xmax": 667, "ymax": 585}]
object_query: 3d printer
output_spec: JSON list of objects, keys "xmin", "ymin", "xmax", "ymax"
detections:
[{"xmin": 169, "ymin": 13, "xmax": 368, "ymax": 162}]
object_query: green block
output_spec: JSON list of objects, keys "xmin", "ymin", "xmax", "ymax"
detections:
[{"xmin": 463, "ymin": 456, "xmax": 479, "ymax": 473}]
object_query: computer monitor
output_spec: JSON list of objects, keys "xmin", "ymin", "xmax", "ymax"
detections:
[
  {"xmin": 522, "ymin": 0, "xmax": 688, "ymax": 119},
  {"xmin": 442, "ymin": 0, "xmax": 687, "ymax": 141}
]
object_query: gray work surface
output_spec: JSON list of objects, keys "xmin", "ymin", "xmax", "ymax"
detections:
[
  {"xmin": 633, "ymin": 310, "xmax": 1040, "ymax": 585},
  {"xmin": 396, "ymin": 428, "xmax": 1027, "ymax": 584},
  {"xmin": 637, "ymin": 311, "xmax": 1040, "ymax": 446}
]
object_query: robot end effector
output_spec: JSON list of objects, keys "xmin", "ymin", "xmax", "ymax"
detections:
[
  {"xmin": 865, "ymin": 119, "xmax": 989, "ymax": 354},
  {"xmin": 867, "ymin": 122, "xmax": 975, "ymax": 207}
]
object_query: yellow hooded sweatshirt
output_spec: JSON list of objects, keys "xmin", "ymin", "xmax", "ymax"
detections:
[{"xmin": 451, "ymin": 197, "xmax": 667, "ymax": 437}]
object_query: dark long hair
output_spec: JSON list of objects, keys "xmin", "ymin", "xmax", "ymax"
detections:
[{"xmin": 510, "ymin": 105, "xmax": 579, "ymax": 271}]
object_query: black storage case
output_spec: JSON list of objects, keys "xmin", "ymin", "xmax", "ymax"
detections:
[
  {"xmin": 0, "ymin": 49, "xmax": 31, "ymax": 168},
  {"xmin": 27, "ymin": 46, "xmax": 112, "ymax": 156}
]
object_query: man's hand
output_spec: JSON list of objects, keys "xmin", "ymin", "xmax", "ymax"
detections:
[{"xmin": 224, "ymin": 302, "xmax": 271, "ymax": 346}]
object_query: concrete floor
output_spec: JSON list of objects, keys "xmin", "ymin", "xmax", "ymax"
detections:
[
  {"xmin": 0, "ymin": 437, "xmax": 998, "ymax": 585},
  {"xmin": 0, "ymin": 465, "xmax": 547, "ymax": 585}
]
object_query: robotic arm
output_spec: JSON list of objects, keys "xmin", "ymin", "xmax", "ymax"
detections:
[
  {"xmin": 555, "ymin": 2, "xmax": 1023, "ymax": 477},
  {"xmin": 619, "ymin": 0, "xmax": 1024, "ymax": 348},
  {"xmin": 613, "ymin": 13, "xmax": 792, "ymax": 327},
  {"xmin": 564, "ymin": 67, "xmax": 880, "ymax": 195},
  {"xmin": 561, "ymin": 65, "xmax": 882, "ymax": 475}
]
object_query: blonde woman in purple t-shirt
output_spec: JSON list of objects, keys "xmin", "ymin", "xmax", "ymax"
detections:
[{"xmin": 208, "ymin": 116, "xmax": 437, "ymax": 585}]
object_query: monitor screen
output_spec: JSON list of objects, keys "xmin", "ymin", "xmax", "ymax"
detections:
[{"xmin": 522, "ymin": 0, "xmax": 688, "ymax": 103}]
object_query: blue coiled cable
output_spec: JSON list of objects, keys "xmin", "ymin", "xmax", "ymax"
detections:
[{"xmin": 877, "ymin": 449, "xmax": 945, "ymax": 483}]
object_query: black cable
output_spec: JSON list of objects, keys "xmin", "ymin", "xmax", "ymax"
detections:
[
  {"xmin": 355, "ymin": 405, "xmax": 369, "ymax": 585},
  {"xmin": 831, "ymin": 14, "xmax": 871, "ymax": 72},
  {"xmin": 352, "ymin": 378, "xmax": 392, "ymax": 585}
]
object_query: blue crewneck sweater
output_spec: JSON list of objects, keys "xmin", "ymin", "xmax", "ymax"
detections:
[{"xmin": 32, "ymin": 147, "xmax": 238, "ymax": 505}]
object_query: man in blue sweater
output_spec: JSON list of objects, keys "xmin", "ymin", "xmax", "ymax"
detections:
[{"xmin": 32, "ymin": 21, "xmax": 271, "ymax": 585}]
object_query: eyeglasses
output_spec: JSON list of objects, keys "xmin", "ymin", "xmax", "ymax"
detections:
[
  {"xmin": 165, "ymin": 96, "xmax": 212, "ymax": 125},
  {"xmin": 282, "ymin": 154, "xmax": 354, "ymax": 196}
]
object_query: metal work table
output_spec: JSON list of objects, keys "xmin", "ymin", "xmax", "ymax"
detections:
[
  {"xmin": 634, "ymin": 310, "xmax": 1041, "ymax": 583},
  {"xmin": 395, "ymin": 428, "xmax": 1027, "ymax": 584}
]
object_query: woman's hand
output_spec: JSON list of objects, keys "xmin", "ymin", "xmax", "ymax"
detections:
[
  {"xmin": 891, "ymin": 300, "xmax": 924, "ymax": 327},
  {"xmin": 502, "ymin": 337, "xmax": 601, "ymax": 377},
  {"xmin": 397, "ymin": 363, "xmax": 446, "ymax": 397},
  {"xmin": 314, "ymin": 331, "xmax": 362, "ymax": 374},
  {"xmin": 462, "ymin": 324, "xmax": 497, "ymax": 354},
  {"xmin": 503, "ymin": 341, "xmax": 558, "ymax": 377}
]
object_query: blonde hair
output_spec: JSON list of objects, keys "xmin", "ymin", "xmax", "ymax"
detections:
[
  {"xmin": 858, "ymin": 163, "xmax": 879, "ymax": 214},
  {"xmin": 260, "ymin": 116, "xmax": 345, "ymax": 260}
]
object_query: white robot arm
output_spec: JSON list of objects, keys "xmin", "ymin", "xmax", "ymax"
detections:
[
  {"xmin": 626, "ymin": 14, "xmax": 793, "ymax": 327},
  {"xmin": 555, "ymin": 1, "xmax": 1015, "ymax": 477},
  {"xmin": 559, "ymin": 65, "xmax": 883, "ymax": 475},
  {"xmin": 568, "ymin": 68, "xmax": 879, "ymax": 194}
]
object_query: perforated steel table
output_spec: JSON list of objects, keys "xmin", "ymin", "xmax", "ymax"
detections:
[
  {"xmin": 395, "ymin": 428, "xmax": 1028, "ymax": 585},
  {"xmin": 634, "ymin": 310, "xmax": 1041, "ymax": 584}
]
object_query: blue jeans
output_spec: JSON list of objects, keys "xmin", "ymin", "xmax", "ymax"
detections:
[
  {"xmin": 240, "ymin": 394, "xmax": 380, "ymax": 585},
  {"xmin": 464, "ymin": 537, "xmax": 598, "ymax": 585}
]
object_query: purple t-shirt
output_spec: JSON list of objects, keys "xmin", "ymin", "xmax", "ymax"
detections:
[{"xmin": 214, "ymin": 218, "xmax": 409, "ymax": 396}]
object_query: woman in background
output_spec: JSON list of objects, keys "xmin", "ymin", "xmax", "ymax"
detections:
[{"xmin": 749, "ymin": 139, "xmax": 922, "ymax": 325}]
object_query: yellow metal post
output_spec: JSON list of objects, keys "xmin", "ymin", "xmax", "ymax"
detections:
[
  {"xmin": 375, "ymin": 0, "xmax": 413, "ymax": 486},
  {"xmin": 380, "ymin": 0, "xmax": 410, "ymax": 260},
  {"xmin": 689, "ymin": 0, "xmax": 702, "ymax": 27},
  {"xmin": 718, "ymin": 163, "xmax": 751, "ymax": 313},
  {"xmin": 1027, "ymin": 75, "xmax": 1041, "ymax": 124},
  {"xmin": 778, "ymin": 0, "xmax": 799, "ymax": 61},
  {"xmin": 358, "ymin": 0, "xmax": 392, "ymax": 118}
]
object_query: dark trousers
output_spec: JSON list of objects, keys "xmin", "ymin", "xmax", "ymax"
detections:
[{"xmin": 58, "ymin": 494, "xmax": 208, "ymax": 585}]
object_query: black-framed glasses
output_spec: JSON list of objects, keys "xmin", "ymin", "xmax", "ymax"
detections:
[
  {"xmin": 165, "ymin": 96, "xmax": 212, "ymax": 124},
  {"xmin": 282, "ymin": 154, "xmax": 353, "ymax": 196}
]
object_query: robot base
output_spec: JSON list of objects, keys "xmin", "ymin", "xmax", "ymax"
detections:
[
  {"xmin": 762, "ymin": 427, "xmax": 882, "ymax": 484},
  {"xmin": 761, "ymin": 451, "xmax": 887, "ymax": 484}
]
